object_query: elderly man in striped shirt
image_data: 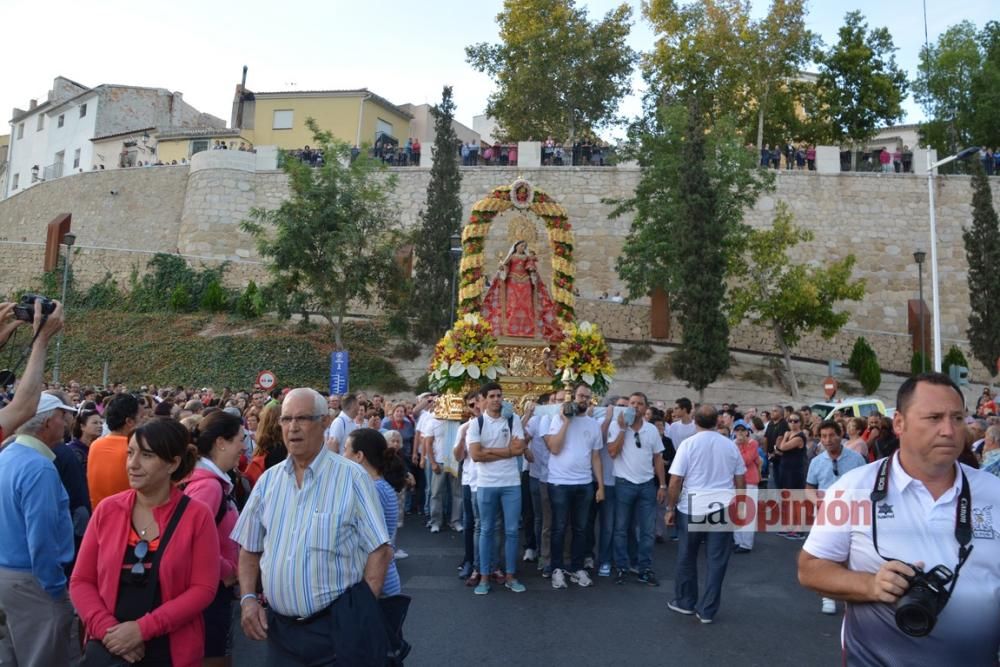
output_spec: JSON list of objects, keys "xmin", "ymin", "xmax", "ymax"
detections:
[{"xmin": 232, "ymin": 387, "xmax": 393, "ymax": 666}]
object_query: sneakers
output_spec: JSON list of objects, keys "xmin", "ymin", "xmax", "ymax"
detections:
[
  {"xmin": 551, "ymin": 568, "xmax": 568, "ymax": 589},
  {"xmin": 505, "ymin": 579, "xmax": 526, "ymax": 593},
  {"xmin": 695, "ymin": 612, "xmax": 713, "ymax": 624},
  {"xmin": 523, "ymin": 548, "xmax": 538, "ymax": 562},
  {"xmin": 733, "ymin": 546, "xmax": 752, "ymax": 554},
  {"xmin": 393, "ymin": 548, "xmax": 409, "ymax": 560},
  {"xmin": 570, "ymin": 569, "xmax": 593, "ymax": 587},
  {"xmin": 615, "ymin": 568, "xmax": 627, "ymax": 585},
  {"xmin": 429, "ymin": 524, "xmax": 441, "ymax": 534},
  {"xmin": 474, "ymin": 580, "xmax": 490, "ymax": 595},
  {"xmin": 638, "ymin": 569, "xmax": 660, "ymax": 587},
  {"xmin": 425, "ymin": 519, "xmax": 433, "ymax": 528},
  {"xmin": 667, "ymin": 600, "xmax": 695, "ymax": 616},
  {"xmin": 628, "ymin": 566, "xmax": 640, "ymax": 575},
  {"xmin": 821, "ymin": 597, "xmax": 837, "ymax": 615},
  {"xmin": 458, "ymin": 562, "xmax": 473, "ymax": 579},
  {"xmin": 541, "ymin": 565, "xmax": 553, "ymax": 578},
  {"xmin": 450, "ymin": 521, "xmax": 464, "ymax": 532},
  {"xmin": 583, "ymin": 556, "xmax": 595, "ymax": 570},
  {"xmin": 598, "ymin": 563, "xmax": 612, "ymax": 577}
]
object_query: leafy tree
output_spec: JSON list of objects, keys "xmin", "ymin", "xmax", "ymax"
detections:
[
  {"xmin": 466, "ymin": 0, "xmax": 636, "ymax": 141},
  {"xmin": 970, "ymin": 21, "xmax": 1000, "ymax": 149},
  {"xmin": 169, "ymin": 285, "xmax": 191, "ymax": 312},
  {"xmin": 411, "ymin": 87, "xmax": 463, "ymax": 342},
  {"xmin": 914, "ymin": 21, "xmax": 981, "ymax": 159},
  {"xmin": 964, "ymin": 161, "xmax": 1000, "ymax": 377},
  {"xmin": 943, "ymin": 345, "xmax": 969, "ymax": 377},
  {"xmin": 242, "ymin": 118, "xmax": 404, "ymax": 349},
  {"xmin": 858, "ymin": 354, "xmax": 882, "ymax": 395},
  {"xmin": 814, "ymin": 11, "xmax": 908, "ymax": 167},
  {"xmin": 200, "ymin": 279, "xmax": 228, "ymax": 312},
  {"xmin": 728, "ymin": 203, "xmax": 866, "ymax": 399},
  {"xmin": 237, "ymin": 280, "xmax": 265, "ymax": 319},
  {"xmin": 848, "ymin": 337, "xmax": 875, "ymax": 376}
]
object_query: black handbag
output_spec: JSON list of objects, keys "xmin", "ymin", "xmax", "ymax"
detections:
[{"xmin": 81, "ymin": 497, "xmax": 190, "ymax": 667}]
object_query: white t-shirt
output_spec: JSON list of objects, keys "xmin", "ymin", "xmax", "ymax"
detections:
[
  {"xmin": 608, "ymin": 420, "xmax": 664, "ymax": 484},
  {"xmin": 425, "ymin": 417, "xmax": 448, "ymax": 464},
  {"xmin": 466, "ymin": 413, "xmax": 524, "ymax": 488},
  {"xmin": 666, "ymin": 419, "xmax": 698, "ymax": 448},
  {"xmin": 546, "ymin": 414, "xmax": 602, "ymax": 485},
  {"xmin": 457, "ymin": 421, "xmax": 477, "ymax": 489},
  {"xmin": 669, "ymin": 429, "xmax": 746, "ymax": 514},
  {"xmin": 526, "ymin": 414, "xmax": 550, "ymax": 482},
  {"xmin": 803, "ymin": 456, "xmax": 1000, "ymax": 665},
  {"xmin": 324, "ymin": 412, "xmax": 357, "ymax": 452}
]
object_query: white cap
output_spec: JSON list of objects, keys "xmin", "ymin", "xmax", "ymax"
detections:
[{"xmin": 36, "ymin": 393, "xmax": 77, "ymax": 416}]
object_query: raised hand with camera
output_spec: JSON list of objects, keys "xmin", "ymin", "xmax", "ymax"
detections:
[{"xmin": 0, "ymin": 296, "xmax": 64, "ymax": 437}]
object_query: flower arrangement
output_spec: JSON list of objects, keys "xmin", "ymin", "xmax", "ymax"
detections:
[
  {"xmin": 428, "ymin": 314, "xmax": 506, "ymax": 393},
  {"xmin": 458, "ymin": 182, "xmax": 576, "ymax": 321},
  {"xmin": 551, "ymin": 321, "xmax": 615, "ymax": 396}
]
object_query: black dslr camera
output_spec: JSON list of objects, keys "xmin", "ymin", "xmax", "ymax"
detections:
[
  {"xmin": 12, "ymin": 294, "xmax": 55, "ymax": 324},
  {"xmin": 895, "ymin": 563, "xmax": 955, "ymax": 637},
  {"xmin": 563, "ymin": 401, "xmax": 586, "ymax": 418}
]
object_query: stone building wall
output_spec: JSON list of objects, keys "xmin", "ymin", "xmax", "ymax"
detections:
[{"xmin": 2, "ymin": 154, "xmax": 999, "ymax": 378}]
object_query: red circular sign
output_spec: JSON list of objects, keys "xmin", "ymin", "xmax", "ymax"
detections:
[
  {"xmin": 256, "ymin": 370, "xmax": 277, "ymax": 391},
  {"xmin": 823, "ymin": 377, "xmax": 838, "ymax": 400}
]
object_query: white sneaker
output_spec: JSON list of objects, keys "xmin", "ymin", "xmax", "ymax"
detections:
[
  {"xmin": 583, "ymin": 556, "xmax": 595, "ymax": 570},
  {"xmin": 429, "ymin": 524, "xmax": 441, "ymax": 534},
  {"xmin": 394, "ymin": 548, "xmax": 409, "ymax": 560},
  {"xmin": 570, "ymin": 569, "xmax": 593, "ymax": 588},
  {"xmin": 821, "ymin": 598, "xmax": 837, "ymax": 615},
  {"xmin": 551, "ymin": 568, "xmax": 568, "ymax": 589},
  {"xmin": 450, "ymin": 521, "xmax": 464, "ymax": 532},
  {"xmin": 522, "ymin": 548, "xmax": 537, "ymax": 562}
]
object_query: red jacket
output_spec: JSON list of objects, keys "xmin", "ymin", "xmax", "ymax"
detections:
[
  {"xmin": 70, "ymin": 487, "xmax": 219, "ymax": 667},
  {"xmin": 181, "ymin": 465, "xmax": 239, "ymax": 582}
]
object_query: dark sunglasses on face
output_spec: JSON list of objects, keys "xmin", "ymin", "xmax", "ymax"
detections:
[{"xmin": 788, "ymin": 418, "xmax": 800, "ymax": 423}]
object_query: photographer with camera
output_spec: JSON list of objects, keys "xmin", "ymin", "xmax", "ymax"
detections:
[
  {"xmin": 799, "ymin": 372, "xmax": 1000, "ymax": 665},
  {"xmin": 0, "ymin": 297, "xmax": 64, "ymax": 440}
]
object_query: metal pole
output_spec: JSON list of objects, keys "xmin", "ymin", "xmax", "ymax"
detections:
[
  {"xmin": 927, "ymin": 150, "xmax": 943, "ymax": 372},
  {"xmin": 918, "ymin": 262, "xmax": 925, "ymax": 373},
  {"xmin": 52, "ymin": 246, "xmax": 71, "ymax": 383}
]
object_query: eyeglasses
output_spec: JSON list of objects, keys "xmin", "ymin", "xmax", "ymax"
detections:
[
  {"xmin": 279, "ymin": 415, "xmax": 324, "ymax": 425},
  {"xmin": 467, "ymin": 402, "xmax": 476, "ymax": 408},
  {"xmin": 130, "ymin": 539, "xmax": 150, "ymax": 581},
  {"xmin": 634, "ymin": 432, "xmax": 642, "ymax": 448}
]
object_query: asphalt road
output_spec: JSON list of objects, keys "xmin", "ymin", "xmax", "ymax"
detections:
[{"xmin": 234, "ymin": 519, "xmax": 842, "ymax": 666}]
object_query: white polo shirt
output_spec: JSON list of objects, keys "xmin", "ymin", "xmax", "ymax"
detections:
[
  {"xmin": 608, "ymin": 420, "xmax": 664, "ymax": 484},
  {"xmin": 803, "ymin": 455, "xmax": 1000, "ymax": 665},
  {"xmin": 666, "ymin": 419, "xmax": 698, "ymax": 448},
  {"xmin": 457, "ymin": 421, "xmax": 477, "ymax": 490},
  {"xmin": 466, "ymin": 413, "xmax": 524, "ymax": 488},
  {"xmin": 669, "ymin": 429, "xmax": 745, "ymax": 514},
  {"xmin": 425, "ymin": 416, "xmax": 448, "ymax": 464},
  {"xmin": 526, "ymin": 414, "xmax": 550, "ymax": 483},
  {"xmin": 324, "ymin": 412, "xmax": 356, "ymax": 452},
  {"xmin": 546, "ymin": 414, "xmax": 602, "ymax": 485}
]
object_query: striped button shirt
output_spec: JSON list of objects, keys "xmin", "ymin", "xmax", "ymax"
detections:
[{"xmin": 230, "ymin": 448, "xmax": 389, "ymax": 617}]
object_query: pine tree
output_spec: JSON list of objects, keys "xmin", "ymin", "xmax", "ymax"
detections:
[
  {"xmin": 411, "ymin": 86, "xmax": 463, "ymax": 342},
  {"xmin": 964, "ymin": 160, "xmax": 1000, "ymax": 376}
]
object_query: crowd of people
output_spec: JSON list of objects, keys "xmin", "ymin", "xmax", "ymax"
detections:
[{"xmin": 0, "ymin": 297, "xmax": 998, "ymax": 664}]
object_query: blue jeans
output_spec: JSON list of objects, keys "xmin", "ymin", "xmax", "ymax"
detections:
[
  {"xmin": 614, "ymin": 478, "xmax": 656, "ymax": 571},
  {"xmin": 548, "ymin": 482, "xmax": 593, "ymax": 572},
  {"xmin": 674, "ymin": 511, "xmax": 734, "ymax": 620},
  {"xmin": 423, "ymin": 461, "xmax": 433, "ymax": 515},
  {"xmin": 528, "ymin": 477, "xmax": 551, "ymax": 565},
  {"xmin": 462, "ymin": 484, "xmax": 476, "ymax": 566},
  {"xmin": 597, "ymin": 485, "xmax": 616, "ymax": 566},
  {"xmin": 477, "ymin": 485, "xmax": 521, "ymax": 577}
]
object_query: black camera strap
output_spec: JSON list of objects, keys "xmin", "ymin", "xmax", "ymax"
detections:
[{"xmin": 869, "ymin": 453, "xmax": 973, "ymax": 595}]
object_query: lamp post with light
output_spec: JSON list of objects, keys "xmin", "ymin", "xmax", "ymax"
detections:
[
  {"xmin": 913, "ymin": 250, "xmax": 926, "ymax": 373},
  {"xmin": 52, "ymin": 232, "xmax": 75, "ymax": 384}
]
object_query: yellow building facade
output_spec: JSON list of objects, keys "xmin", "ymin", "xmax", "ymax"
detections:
[{"xmin": 234, "ymin": 89, "xmax": 413, "ymax": 149}]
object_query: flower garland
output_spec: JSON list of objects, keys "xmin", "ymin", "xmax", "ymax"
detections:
[
  {"xmin": 551, "ymin": 321, "xmax": 615, "ymax": 397},
  {"xmin": 458, "ymin": 184, "xmax": 575, "ymax": 321},
  {"xmin": 428, "ymin": 314, "xmax": 505, "ymax": 394}
]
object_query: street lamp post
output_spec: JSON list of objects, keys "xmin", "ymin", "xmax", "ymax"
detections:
[
  {"xmin": 52, "ymin": 232, "xmax": 76, "ymax": 384},
  {"xmin": 449, "ymin": 232, "xmax": 462, "ymax": 325},
  {"xmin": 913, "ymin": 250, "xmax": 926, "ymax": 373},
  {"xmin": 925, "ymin": 146, "xmax": 980, "ymax": 371}
]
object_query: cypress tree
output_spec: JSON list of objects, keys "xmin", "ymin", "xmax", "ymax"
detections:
[
  {"xmin": 964, "ymin": 159, "xmax": 1000, "ymax": 376},
  {"xmin": 412, "ymin": 86, "xmax": 463, "ymax": 342}
]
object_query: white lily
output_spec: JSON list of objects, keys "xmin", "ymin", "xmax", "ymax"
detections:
[
  {"xmin": 467, "ymin": 364, "xmax": 481, "ymax": 379},
  {"xmin": 449, "ymin": 361, "xmax": 466, "ymax": 377},
  {"xmin": 582, "ymin": 372, "xmax": 595, "ymax": 385}
]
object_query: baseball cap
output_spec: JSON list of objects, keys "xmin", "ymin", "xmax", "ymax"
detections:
[
  {"xmin": 732, "ymin": 420, "xmax": 750, "ymax": 432},
  {"xmin": 36, "ymin": 393, "xmax": 77, "ymax": 415}
]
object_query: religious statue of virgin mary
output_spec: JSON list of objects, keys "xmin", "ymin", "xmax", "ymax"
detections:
[{"xmin": 481, "ymin": 240, "xmax": 562, "ymax": 341}]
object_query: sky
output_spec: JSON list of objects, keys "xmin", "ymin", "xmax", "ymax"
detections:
[{"xmin": 2, "ymin": 0, "xmax": 996, "ymax": 139}]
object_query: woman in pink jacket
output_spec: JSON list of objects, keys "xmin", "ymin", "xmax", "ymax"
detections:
[
  {"xmin": 183, "ymin": 410, "xmax": 244, "ymax": 666},
  {"xmin": 71, "ymin": 418, "xmax": 219, "ymax": 666}
]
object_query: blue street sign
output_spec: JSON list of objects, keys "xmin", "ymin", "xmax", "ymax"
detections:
[{"xmin": 330, "ymin": 350, "xmax": 349, "ymax": 396}]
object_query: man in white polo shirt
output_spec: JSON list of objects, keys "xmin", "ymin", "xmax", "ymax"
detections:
[
  {"xmin": 799, "ymin": 373, "xmax": 1000, "ymax": 665},
  {"xmin": 608, "ymin": 391, "xmax": 666, "ymax": 587},
  {"xmin": 666, "ymin": 405, "xmax": 746, "ymax": 624},
  {"xmin": 545, "ymin": 383, "xmax": 605, "ymax": 590},
  {"xmin": 467, "ymin": 382, "xmax": 527, "ymax": 595},
  {"xmin": 324, "ymin": 393, "xmax": 358, "ymax": 453}
]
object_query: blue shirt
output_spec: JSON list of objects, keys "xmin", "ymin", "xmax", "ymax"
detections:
[
  {"xmin": 806, "ymin": 446, "xmax": 867, "ymax": 490},
  {"xmin": 0, "ymin": 437, "xmax": 75, "ymax": 598},
  {"xmin": 375, "ymin": 478, "xmax": 401, "ymax": 596}
]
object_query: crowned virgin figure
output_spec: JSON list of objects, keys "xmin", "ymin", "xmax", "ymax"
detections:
[{"xmin": 481, "ymin": 240, "xmax": 562, "ymax": 341}]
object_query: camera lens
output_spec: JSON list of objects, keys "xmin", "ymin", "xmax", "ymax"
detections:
[{"xmin": 895, "ymin": 592, "xmax": 937, "ymax": 637}]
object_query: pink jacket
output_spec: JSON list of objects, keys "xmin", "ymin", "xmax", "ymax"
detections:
[
  {"xmin": 70, "ymin": 488, "xmax": 219, "ymax": 667},
  {"xmin": 181, "ymin": 465, "xmax": 239, "ymax": 582}
]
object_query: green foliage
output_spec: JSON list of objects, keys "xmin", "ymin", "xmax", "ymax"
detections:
[
  {"xmin": 617, "ymin": 343, "xmax": 654, "ymax": 368},
  {"xmin": 943, "ymin": 345, "xmax": 969, "ymax": 377},
  {"xmin": 814, "ymin": 11, "xmax": 908, "ymax": 150},
  {"xmin": 858, "ymin": 354, "xmax": 882, "ymax": 395},
  {"xmin": 236, "ymin": 281, "xmax": 265, "ymax": 319},
  {"xmin": 242, "ymin": 118, "xmax": 404, "ymax": 350},
  {"xmin": 81, "ymin": 273, "xmax": 124, "ymax": 310},
  {"xmin": 964, "ymin": 161, "xmax": 1000, "ymax": 376},
  {"xmin": 128, "ymin": 253, "xmax": 228, "ymax": 313},
  {"xmin": 849, "ymin": 337, "xmax": 876, "ymax": 376},
  {"xmin": 169, "ymin": 285, "xmax": 192, "ymax": 312},
  {"xmin": 200, "ymin": 280, "xmax": 228, "ymax": 312},
  {"xmin": 911, "ymin": 350, "xmax": 929, "ymax": 376},
  {"xmin": 466, "ymin": 0, "xmax": 637, "ymax": 141},
  {"xmin": 411, "ymin": 373, "xmax": 431, "ymax": 395},
  {"xmin": 411, "ymin": 87, "xmax": 463, "ymax": 342},
  {"xmin": 970, "ymin": 22, "xmax": 1000, "ymax": 149}
]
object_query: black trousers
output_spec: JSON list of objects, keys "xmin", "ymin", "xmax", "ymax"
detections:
[{"xmin": 266, "ymin": 607, "xmax": 337, "ymax": 667}]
